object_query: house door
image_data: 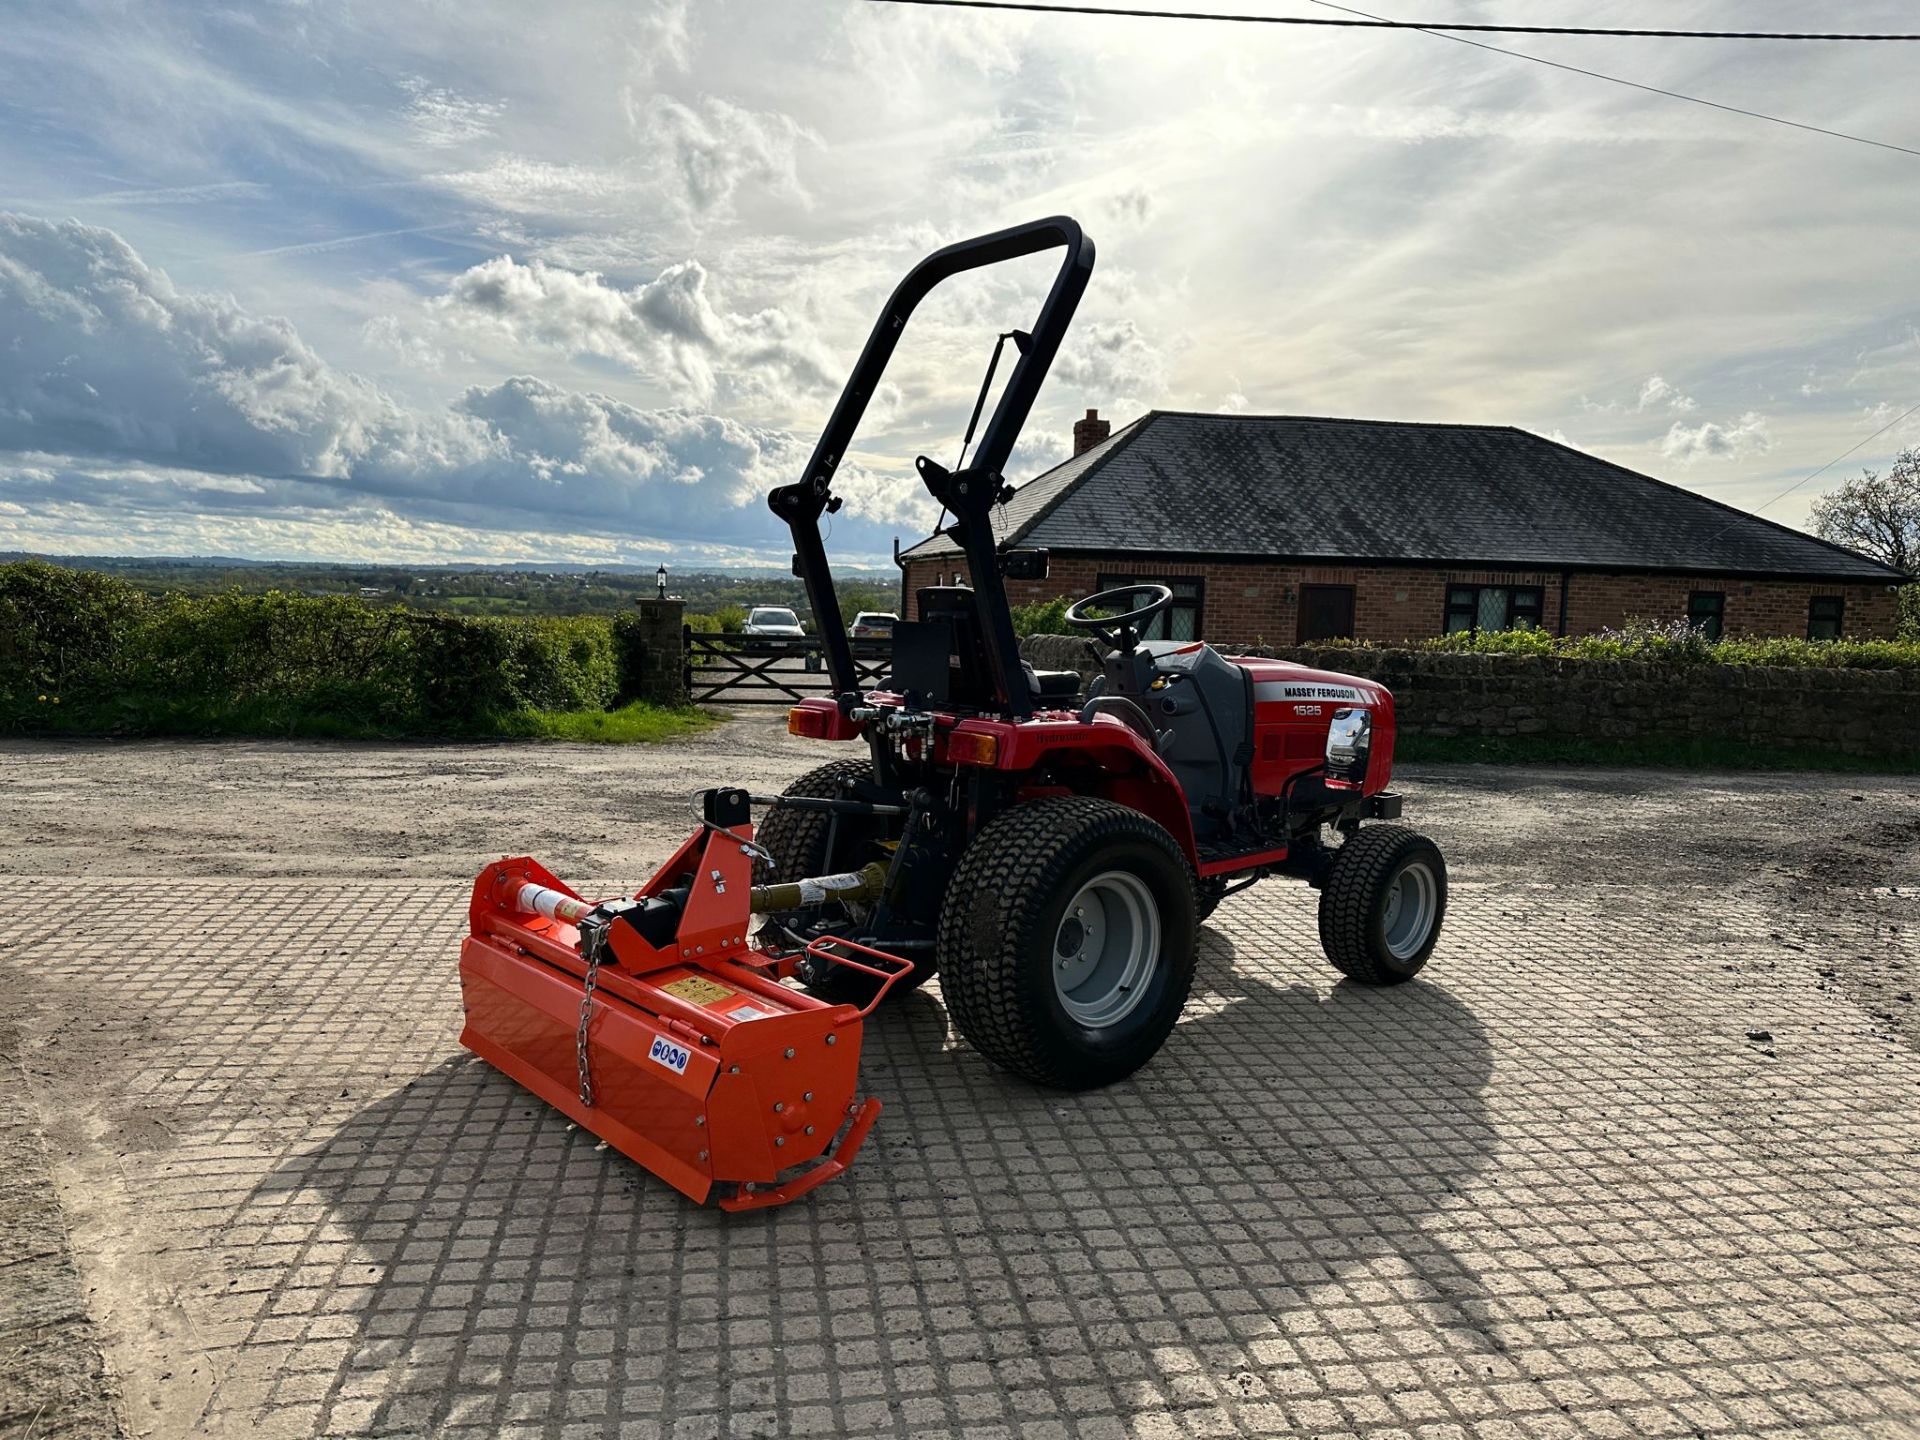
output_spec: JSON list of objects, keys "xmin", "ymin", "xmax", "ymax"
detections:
[{"xmin": 1297, "ymin": 585, "xmax": 1356, "ymax": 642}]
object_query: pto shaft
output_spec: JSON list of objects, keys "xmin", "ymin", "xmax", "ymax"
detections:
[
  {"xmin": 751, "ymin": 862, "xmax": 888, "ymax": 914},
  {"xmin": 512, "ymin": 861, "xmax": 889, "ymax": 927},
  {"xmin": 515, "ymin": 883, "xmax": 595, "ymax": 924}
]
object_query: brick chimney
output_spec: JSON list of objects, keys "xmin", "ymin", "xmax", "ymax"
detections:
[{"xmin": 1072, "ymin": 407, "xmax": 1111, "ymax": 456}]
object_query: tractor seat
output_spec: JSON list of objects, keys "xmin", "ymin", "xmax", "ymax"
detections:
[{"xmin": 1027, "ymin": 666, "xmax": 1082, "ymax": 701}]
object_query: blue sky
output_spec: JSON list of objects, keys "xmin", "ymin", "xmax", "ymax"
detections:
[{"xmin": 1, "ymin": 0, "xmax": 1916, "ymax": 567}]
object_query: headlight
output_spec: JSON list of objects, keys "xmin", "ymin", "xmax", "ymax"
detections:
[{"xmin": 1325, "ymin": 707, "xmax": 1371, "ymax": 787}]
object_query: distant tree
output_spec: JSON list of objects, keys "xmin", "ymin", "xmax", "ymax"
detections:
[
  {"xmin": 1812, "ymin": 447, "xmax": 1920, "ymax": 576},
  {"xmin": 840, "ymin": 588, "xmax": 898, "ymax": 619}
]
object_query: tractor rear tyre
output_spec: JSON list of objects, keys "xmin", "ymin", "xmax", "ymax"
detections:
[
  {"xmin": 755, "ymin": 758, "xmax": 932, "ymax": 1006},
  {"xmin": 1317, "ymin": 825, "xmax": 1446, "ymax": 985},
  {"xmin": 938, "ymin": 797, "xmax": 1197, "ymax": 1090}
]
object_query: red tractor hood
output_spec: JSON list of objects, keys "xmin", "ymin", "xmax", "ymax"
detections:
[
  {"xmin": 1226, "ymin": 655, "xmax": 1398, "ymax": 796},
  {"xmin": 1227, "ymin": 656, "xmax": 1394, "ymax": 710}
]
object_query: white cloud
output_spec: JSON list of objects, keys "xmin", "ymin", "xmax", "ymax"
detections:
[
  {"xmin": 0, "ymin": 213, "xmax": 425, "ymax": 482},
  {"xmin": 1637, "ymin": 375, "xmax": 1697, "ymax": 413},
  {"xmin": 0, "ymin": 214, "xmax": 911, "ymax": 557},
  {"xmin": 7, "ymin": 0, "xmax": 1920, "ymax": 558},
  {"xmin": 1660, "ymin": 411, "xmax": 1773, "ymax": 464},
  {"xmin": 399, "ymin": 76, "xmax": 503, "ymax": 148},
  {"xmin": 1006, "ymin": 427, "xmax": 1069, "ymax": 483},
  {"xmin": 629, "ymin": 94, "xmax": 814, "ymax": 214},
  {"xmin": 81, "ymin": 180, "xmax": 272, "ymax": 206},
  {"xmin": 1, "ymin": 479, "xmax": 788, "ymax": 567},
  {"xmin": 361, "ymin": 315, "xmax": 445, "ymax": 372},
  {"xmin": 628, "ymin": 0, "xmax": 695, "ymax": 78},
  {"xmin": 428, "ymin": 158, "xmax": 645, "ymax": 217},
  {"xmin": 1054, "ymin": 317, "xmax": 1170, "ymax": 414},
  {"xmin": 432, "ymin": 254, "xmax": 835, "ymax": 408},
  {"xmin": 1106, "ymin": 186, "xmax": 1155, "ymax": 229}
]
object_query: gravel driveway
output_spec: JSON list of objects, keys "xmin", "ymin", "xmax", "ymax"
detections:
[{"xmin": 2, "ymin": 714, "xmax": 1916, "ymax": 1439}]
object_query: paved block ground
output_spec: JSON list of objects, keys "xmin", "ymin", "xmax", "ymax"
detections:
[{"xmin": 2, "ymin": 719, "xmax": 1918, "ymax": 1439}]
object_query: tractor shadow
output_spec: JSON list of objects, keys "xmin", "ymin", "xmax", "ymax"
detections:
[{"xmin": 236, "ymin": 934, "xmax": 1495, "ymax": 1436}]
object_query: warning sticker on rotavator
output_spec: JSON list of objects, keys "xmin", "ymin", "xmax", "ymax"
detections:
[
  {"xmin": 1255, "ymin": 681, "xmax": 1365, "ymax": 704},
  {"xmin": 648, "ymin": 1035, "xmax": 691, "ymax": 1075},
  {"xmin": 661, "ymin": 975, "xmax": 735, "ymax": 1006}
]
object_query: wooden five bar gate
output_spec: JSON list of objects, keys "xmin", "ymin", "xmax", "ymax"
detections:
[{"xmin": 684, "ymin": 631, "xmax": 891, "ymax": 706}]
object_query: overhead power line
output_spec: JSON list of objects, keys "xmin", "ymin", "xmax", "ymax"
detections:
[
  {"xmin": 858, "ymin": 0, "xmax": 1920, "ymax": 41},
  {"xmin": 1307, "ymin": 0, "xmax": 1920, "ymax": 159},
  {"xmin": 1701, "ymin": 400, "xmax": 1920, "ymax": 544}
]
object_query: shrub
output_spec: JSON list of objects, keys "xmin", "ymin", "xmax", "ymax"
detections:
[
  {"xmin": 509, "ymin": 614, "xmax": 619, "ymax": 712},
  {"xmin": 404, "ymin": 612, "xmax": 525, "ymax": 725},
  {"xmin": 1417, "ymin": 620, "xmax": 1920, "ymax": 670},
  {"xmin": 0, "ymin": 561, "xmax": 654, "ymax": 736},
  {"xmin": 1012, "ymin": 595, "xmax": 1073, "ymax": 637},
  {"xmin": 128, "ymin": 589, "xmax": 416, "ymax": 724},
  {"xmin": 0, "ymin": 559, "xmax": 150, "ymax": 698}
]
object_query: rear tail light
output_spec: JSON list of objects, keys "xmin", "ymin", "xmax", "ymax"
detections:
[
  {"xmin": 946, "ymin": 731, "xmax": 1000, "ymax": 767},
  {"xmin": 788, "ymin": 706, "xmax": 832, "ymax": 739}
]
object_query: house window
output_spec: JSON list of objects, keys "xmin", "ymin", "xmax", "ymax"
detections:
[
  {"xmin": 1687, "ymin": 591, "xmax": 1725, "ymax": 640},
  {"xmin": 1808, "ymin": 595, "xmax": 1844, "ymax": 641},
  {"xmin": 1444, "ymin": 585, "xmax": 1543, "ymax": 636},
  {"xmin": 1096, "ymin": 574, "xmax": 1204, "ymax": 641}
]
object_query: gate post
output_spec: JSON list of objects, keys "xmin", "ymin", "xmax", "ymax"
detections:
[{"xmin": 615, "ymin": 599, "xmax": 687, "ymax": 706}]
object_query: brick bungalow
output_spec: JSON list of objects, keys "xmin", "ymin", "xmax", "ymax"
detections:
[{"xmin": 897, "ymin": 410, "xmax": 1904, "ymax": 643}]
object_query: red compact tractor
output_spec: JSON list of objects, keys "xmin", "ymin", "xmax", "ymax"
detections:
[{"xmin": 458, "ymin": 217, "xmax": 1447, "ymax": 1208}]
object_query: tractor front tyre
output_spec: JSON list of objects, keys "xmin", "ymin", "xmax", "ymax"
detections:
[
  {"xmin": 938, "ymin": 797, "xmax": 1197, "ymax": 1090},
  {"xmin": 755, "ymin": 758, "xmax": 931, "ymax": 1006},
  {"xmin": 1317, "ymin": 825, "xmax": 1447, "ymax": 985}
]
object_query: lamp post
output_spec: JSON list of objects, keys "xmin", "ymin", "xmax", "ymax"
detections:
[{"xmin": 655, "ymin": 563, "xmax": 668, "ymax": 600}]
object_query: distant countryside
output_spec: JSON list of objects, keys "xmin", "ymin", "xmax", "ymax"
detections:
[{"xmin": 0, "ymin": 552, "xmax": 903, "ymax": 630}]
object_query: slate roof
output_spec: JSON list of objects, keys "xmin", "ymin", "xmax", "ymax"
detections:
[{"xmin": 901, "ymin": 412, "xmax": 1902, "ymax": 582}]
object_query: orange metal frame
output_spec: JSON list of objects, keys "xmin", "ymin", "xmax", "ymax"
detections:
[{"xmin": 457, "ymin": 821, "xmax": 907, "ymax": 1210}]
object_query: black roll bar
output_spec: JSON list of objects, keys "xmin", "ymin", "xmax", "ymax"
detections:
[{"xmin": 769, "ymin": 216, "xmax": 1095, "ymax": 717}]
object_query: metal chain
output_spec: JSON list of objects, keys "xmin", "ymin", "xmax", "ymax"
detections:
[{"xmin": 575, "ymin": 927, "xmax": 603, "ymax": 1108}]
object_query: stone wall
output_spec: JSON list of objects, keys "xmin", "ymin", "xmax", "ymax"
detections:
[{"xmin": 1018, "ymin": 634, "xmax": 1920, "ymax": 761}]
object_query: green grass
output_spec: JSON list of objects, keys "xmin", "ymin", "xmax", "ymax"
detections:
[
  {"xmin": 1398, "ymin": 731, "xmax": 1920, "ymax": 774},
  {"xmin": 494, "ymin": 703, "xmax": 718, "ymax": 744}
]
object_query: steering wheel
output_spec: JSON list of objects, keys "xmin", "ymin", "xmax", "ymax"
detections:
[{"xmin": 1063, "ymin": 583, "xmax": 1174, "ymax": 653}]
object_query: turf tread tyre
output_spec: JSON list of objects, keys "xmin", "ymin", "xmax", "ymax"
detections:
[
  {"xmin": 1317, "ymin": 824, "xmax": 1446, "ymax": 985},
  {"xmin": 938, "ymin": 797, "xmax": 1196, "ymax": 1090},
  {"xmin": 755, "ymin": 758, "xmax": 931, "ymax": 1004},
  {"xmin": 754, "ymin": 758, "xmax": 874, "ymax": 887}
]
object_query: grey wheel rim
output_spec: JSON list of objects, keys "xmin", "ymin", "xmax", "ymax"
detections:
[
  {"xmin": 1052, "ymin": 870, "xmax": 1160, "ymax": 1028},
  {"xmin": 1381, "ymin": 859, "xmax": 1438, "ymax": 961}
]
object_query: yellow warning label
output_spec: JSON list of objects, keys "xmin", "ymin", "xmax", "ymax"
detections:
[{"xmin": 660, "ymin": 975, "xmax": 735, "ymax": 1006}]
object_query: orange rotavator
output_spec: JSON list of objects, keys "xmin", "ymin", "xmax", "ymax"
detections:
[{"xmin": 458, "ymin": 787, "xmax": 909, "ymax": 1211}]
